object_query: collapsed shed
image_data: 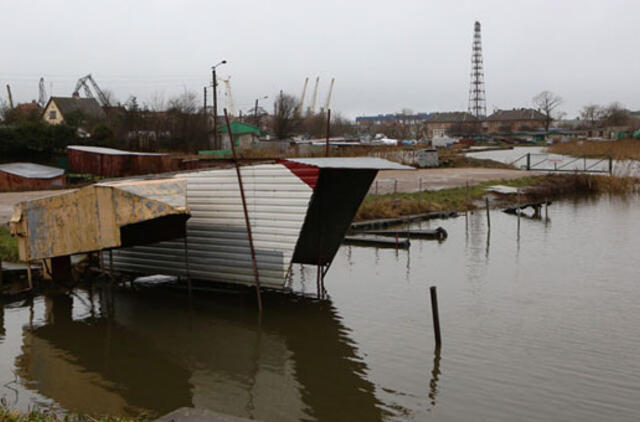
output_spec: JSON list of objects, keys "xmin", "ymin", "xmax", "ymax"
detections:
[
  {"xmin": 67, "ymin": 145, "xmax": 180, "ymax": 177},
  {"xmin": 0, "ymin": 163, "xmax": 65, "ymax": 191},
  {"xmin": 11, "ymin": 157, "xmax": 412, "ymax": 289}
]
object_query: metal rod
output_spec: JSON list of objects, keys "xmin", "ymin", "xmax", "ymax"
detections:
[
  {"xmin": 325, "ymin": 109, "xmax": 331, "ymax": 157},
  {"xmin": 224, "ymin": 109, "xmax": 263, "ymax": 312},
  {"xmin": 430, "ymin": 286, "xmax": 442, "ymax": 348}
]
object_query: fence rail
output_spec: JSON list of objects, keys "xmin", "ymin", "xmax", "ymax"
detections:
[{"xmin": 511, "ymin": 153, "xmax": 613, "ymax": 174}]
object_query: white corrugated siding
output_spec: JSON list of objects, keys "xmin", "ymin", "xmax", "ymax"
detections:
[{"xmin": 112, "ymin": 164, "xmax": 314, "ymax": 288}]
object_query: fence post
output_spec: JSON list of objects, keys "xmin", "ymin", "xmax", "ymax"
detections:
[
  {"xmin": 608, "ymin": 156, "xmax": 613, "ymax": 175},
  {"xmin": 526, "ymin": 153, "xmax": 531, "ymax": 170},
  {"xmin": 394, "ymin": 179, "xmax": 398, "ymax": 194},
  {"xmin": 429, "ymin": 286, "xmax": 442, "ymax": 348}
]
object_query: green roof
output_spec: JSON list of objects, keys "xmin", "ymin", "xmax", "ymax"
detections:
[{"xmin": 217, "ymin": 121, "xmax": 263, "ymax": 136}]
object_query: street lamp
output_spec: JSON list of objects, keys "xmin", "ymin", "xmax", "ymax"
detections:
[
  {"xmin": 254, "ymin": 95, "xmax": 268, "ymax": 127},
  {"xmin": 211, "ymin": 60, "xmax": 227, "ymax": 148}
]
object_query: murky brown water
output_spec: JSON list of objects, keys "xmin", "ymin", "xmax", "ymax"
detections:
[{"xmin": 2, "ymin": 194, "xmax": 640, "ymax": 421}]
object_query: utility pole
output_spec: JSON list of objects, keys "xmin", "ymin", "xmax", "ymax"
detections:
[
  {"xmin": 211, "ymin": 60, "xmax": 226, "ymax": 149},
  {"xmin": 254, "ymin": 98, "xmax": 259, "ymax": 126},
  {"xmin": 203, "ymin": 86, "xmax": 207, "ymax": 114},
  {"xmin": 212, "ymin": 68, "xmax": 218, "ymax": 148}
]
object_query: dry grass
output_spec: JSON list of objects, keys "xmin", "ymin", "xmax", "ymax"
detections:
[
  {"xmin": 356, "ymin": 174, "xmax": 640, "ymax": 221},
  {"xmin": 547, "ymin": 139, "xmax": 640, "ymax": 160},
  {"xmin": 356, "ymin": 176, "xmax": 541, "ymax": 220},
  {"xmin": 0, "ymin": 406, "xmax": 149, "ymax": 422}
]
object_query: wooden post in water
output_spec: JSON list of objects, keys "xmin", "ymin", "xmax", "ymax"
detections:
[
  {"xmin": 429, "ymin": 286, "xmax": 442, "ymax": 348},
  {"xmin": 485, "ymin": 197, "xmax": 491, "ymax": 230}
]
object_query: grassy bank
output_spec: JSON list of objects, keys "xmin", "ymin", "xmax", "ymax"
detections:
[
  {"xmin": 547, "ymin": 139, "xmax": 640, "ymax": 160},
  {"xmin": 355, "ymin": 174, "xmax": 639, "ymax": 220},
  {"xmin": 0, "ymin": 225, "xmax": 18, "ymax": 262},
  {"xmin": 0, "ymin": 407, "xmax": 147, "ymax": 422}
]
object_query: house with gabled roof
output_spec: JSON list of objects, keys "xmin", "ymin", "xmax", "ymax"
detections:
[
  {"xmin": 42, "ymin": 95, "xmax": 106, "ymax": 125},
  {"xmin": 486, "ymin": 108, "xmax": 546, "ymax": 133}
]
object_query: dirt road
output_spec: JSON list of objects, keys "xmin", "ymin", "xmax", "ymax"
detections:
[
  {"xmin": 372, "ymin": 167, "xmax": 533, "ymax": 194},
  {"xmin": 0, "ymin": 190, "xmax": 73, "ymax": 225}
]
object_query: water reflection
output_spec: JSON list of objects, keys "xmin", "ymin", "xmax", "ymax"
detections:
[
  {"xmin": 13, "ymin": 287, "xmax": 383, "ymax": 422},
  {"xmin": 428, "ymin": 348, "xmax": 441, "ymax": 408}
]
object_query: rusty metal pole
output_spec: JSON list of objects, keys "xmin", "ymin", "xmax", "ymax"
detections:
[
  {"xmin": 430, "ymin": 286, "xmax": 442, "ymax": 348},
  {"xmin": 224, "ymin": 109, "xmax": 263, "ymax": 312},
  {"xmin": 325, "ymin": 109, "xmax": 331, "ymax": 157}
]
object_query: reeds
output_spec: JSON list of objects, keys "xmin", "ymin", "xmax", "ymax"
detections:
[{"xmin": 547, "ymin": 139, "xmax": 640, "ymax": 161}]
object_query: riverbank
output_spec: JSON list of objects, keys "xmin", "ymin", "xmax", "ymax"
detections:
[
  {"xmin": 0, "ymin": 407, "xmax": 147, "ymax": 422},
  {"xmin": 355, "ymin": 173, "xmax": 639, "ymax": 220},
  {"xmin": 547, "ymin": 139, "xmax": 640, "ymax": 160}
]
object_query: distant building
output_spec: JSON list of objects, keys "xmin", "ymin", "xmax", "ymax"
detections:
[
  {"xmin": 216, "ymin": 121, "xmax": 264, "ymax": 149},
  {"xmin": 486, "ymin": 108, "xmax": 546, "ymax": 133},
  {"xmin": 425, "ymin": 112, "xmax": 478, "ymax": 139},
  {"xmin": 42, "ymin": 95, "xmax": 106, "ymax": 125},
  {"xmin": 355, "ymin": 113, "xmax": 431, "ymax": 126}
]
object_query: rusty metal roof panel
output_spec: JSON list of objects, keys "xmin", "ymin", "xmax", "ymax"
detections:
[
  {"xmin": 284, "ymin": 157, "xmax": 414, "ymax": 170},
  {"xmin": 0, "ymin": 163, "xmax": 64, "ymax": 179}
]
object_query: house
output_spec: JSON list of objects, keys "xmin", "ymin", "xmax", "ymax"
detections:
[
  {"xmin": 425, "ymin": 112, "xmax": 478, "ymax": 139},
  {"xmin": 486, "ymin": 108, "xmax": 546, "ymax": 133},
  {"xmin": 42, "ymin": 95, "xmax": 106, "ymax": 125},
  {"xmin": 216, "ymin": 121, "xmax": 264, "ymax": 149}
]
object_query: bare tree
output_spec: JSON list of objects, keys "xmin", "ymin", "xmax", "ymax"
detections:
[
  {"xmin": 601, "ymin": 102, "xmax": 630, "ymax": 127},
  {"xmin": 533, "ymin": 91, "xmax": 563, "ymax": 133},
  {"xmin": 580, "ymin": 104, "xmax": 603, "ymax": 129},
  {"xmin": 271, "ymin": 92, "xmax": 300, "ymax": 139}
]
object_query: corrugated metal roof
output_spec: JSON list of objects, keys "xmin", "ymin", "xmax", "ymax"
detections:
[
  {"xmin": 0, "ymin": 163, "xmax": 64, "ymax": 179},
  {"xmin": 284, "ymin": 157, "xmax": 413, "ymax": 170},
  {"xmin": 68, "ymin": 145, "xmax": 167, "ymax": 156}
]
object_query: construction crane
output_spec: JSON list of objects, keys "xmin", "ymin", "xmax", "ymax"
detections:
[
  {"xmin": 6, "ymin": 85, "xmax": 14, "ymax": 109},
  {"xmin": 73, "ymin": 74, "xmax": 111, "ymax": 107},
  {"xmin": 38, "ymin": 77, "xmax": 47, "ymax": 107},
  {"xmin": 323, "ymin": 78, "xmax": 335, "ymax": 113},
  {"xmin": 308, "ymin": 76, "xmax": 319, "ymax": 115},
  {"xmin": 296, "ymin": 77, "xmax": 309, "ymax": 117},
  {"xmin": 219, "ymin": 76, "xmax": 236, "ymax": 118}
]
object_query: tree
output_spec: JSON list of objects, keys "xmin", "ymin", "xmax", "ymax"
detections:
[
  {"xmin": 271, "ymin": 92, "xmax": 300, "ymax": 139},
  {"xmin": 601, "ymin": 102, "xmax": 630, "ymax": 127},
  {"xmin": 533, "ymin": 91, "xmax": 563, "ymax": 133},
  {"xmin": 580, "ymin": 104, "xmax": 603, "ymax": 129}
]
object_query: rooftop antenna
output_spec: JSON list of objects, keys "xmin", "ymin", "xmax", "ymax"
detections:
[{"xmin": 468, "ymin": 21, "xmax": 487, "ymax": 119}]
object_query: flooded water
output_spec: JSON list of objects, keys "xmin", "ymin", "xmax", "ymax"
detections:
[
  {"xmin": 467, "ymin": 146, "xmax": 640, "ymax": 176},
  {"xmin": 2, "ymin": 194, "xmax": 640, "ymax": 421}
]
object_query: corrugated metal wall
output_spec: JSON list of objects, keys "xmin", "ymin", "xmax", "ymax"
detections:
[{"xmin": 112, "ymin": 164, "xmax": 314, "ymax": 288}]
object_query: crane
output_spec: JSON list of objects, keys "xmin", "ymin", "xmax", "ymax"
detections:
[
  {"xmin": 308, "ymin": 76, "xmax": 319, "ymax": 115},
  {"xmin": 38, "ymin": 77, "xmax": 47, "ymax": 107},
  {"xmin": 296, "ymin": 77, "xmax": 309, "ymax": 117},
  {"xmin": 324, "ymin": 78, "xmax": 335, "ymax": 113},
  {"xmin": 219, "ymin": 76, "xmax": 236, "ymax": 118},
  {"xmin": 73, "ymin": 74, "xmax": 111, "ymax": 107},
  {"xmin": 6, "ymin": 85, "xmax": 14, "ymax": 108}
]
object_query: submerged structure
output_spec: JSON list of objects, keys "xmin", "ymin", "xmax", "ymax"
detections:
[{"xmin": 11, "ymin": 158, "xmax": 411, "ymax": 289}]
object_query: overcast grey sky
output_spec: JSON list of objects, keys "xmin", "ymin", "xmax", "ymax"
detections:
[{"xmin": 1, "ymin": 0, "xmax": 638, "ymax": 118}]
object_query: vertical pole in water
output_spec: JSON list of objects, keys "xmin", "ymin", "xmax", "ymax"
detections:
[
  {"xmin": 225, "ymin": 109, "xmax": 263, "ymax": 313},
  {"xmin": 429, "ymin": 286, "xmax": 442, "ymax": 348},
  {"xmin": 545, "ymin": 198, "xmax": 549, "ymax": 220},
  {"xmin": 485, "ymin": 197, "xmax": 491, "ymax": 231},
  {"xmin": 517, "ymin": 190, "xmax": 521, "ymax": 235}
]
